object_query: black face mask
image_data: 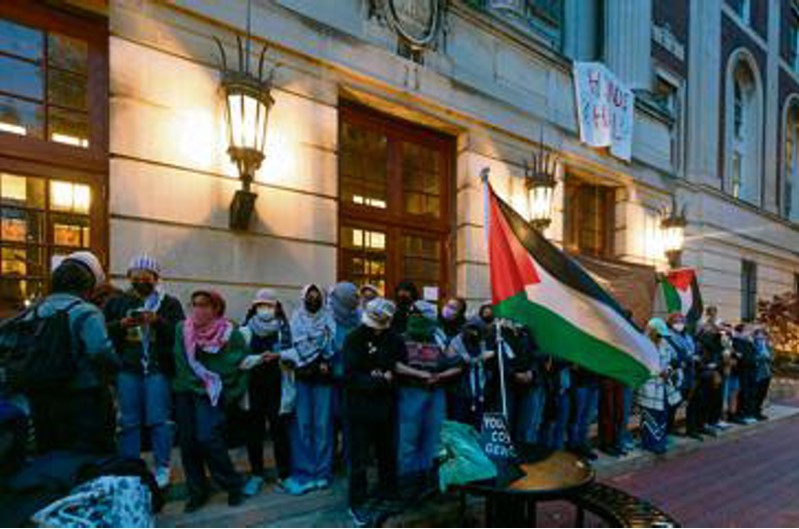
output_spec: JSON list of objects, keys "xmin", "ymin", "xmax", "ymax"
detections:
[
  {"xmin": 481, "ymin": 314, "xmax": 495, "ymax": 325},
  {"xmin": 305, "ymin": 298, "xmax": 322, "ymax": 314},
  {"xmin": 397, "ymin": 294, "xmax": 412, "ymax": 308},
  {"xmin": 132, "ymin": 282, "xmax": 155, "ymax": 297}
]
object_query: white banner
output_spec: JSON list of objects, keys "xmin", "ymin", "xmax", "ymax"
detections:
[{"xmin": 573, "ymin": 62, "xmax": 635, "ymax": 161}]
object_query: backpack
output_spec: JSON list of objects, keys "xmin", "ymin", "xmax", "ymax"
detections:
[{"xmin": 0, "ymin": 299, "xmax": 86, "ymax": 393}]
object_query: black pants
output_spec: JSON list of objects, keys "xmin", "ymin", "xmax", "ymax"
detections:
[
  {"xmin": 243, "ymin": 363, "xmax": 290, "ymax": 479},
  {"xmin": 28, "ymin": 387, "xmax": 115, "ymax": 455},
  {"xmin": 685, "ymin": 385, "xmax": 705, "ymax": 434},
  {"xmin": 175, "ymin": 393, "xmax": 242, "ymax": 500},
  {"xmin": 737, "ymin": 368, "xmax": 758, "ymax": 418},
  {"xmin": 754, "ymin": 377, "xmax": 771, "ymax": 415},
  {"xmin": 704, "ymin": 377, "xmax": 724, "ymax": 425},
  {"xmin": 347, "ymin": 413, "xmax": 396, "ymax": 509}
]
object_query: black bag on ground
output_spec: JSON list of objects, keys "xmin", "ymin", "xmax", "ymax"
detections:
[{"xmin": 0, "ymin": 300, "xmax": 83, "ymax": 392}]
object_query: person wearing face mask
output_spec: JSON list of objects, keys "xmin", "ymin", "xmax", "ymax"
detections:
[
  {"xmin": 665, "ymin": 313, "xmax": 702, "ymax": 438},
  {"xmin": 358, "ymin": 284, "xmax": 380, "ymax": 311},
  {"xmin": 752, "ymin": 326, "xmax": 772, "ymax": 421},
  {"xmin": 104, "ymin": 254, "xmax": 184, "ymax": 489},
  {"xmin": 232, "ymin": 289, "xmax": 293, "ymax": 496},
  {"xmin": 635, "ymin": 318, "xmax": 682, "ymax": 454},
  {"xmin": 282, "ymin": 284, "xmax": 336, "ymax": 496},
  {"xmin": 391, "ymin": 281, "xmax": 419, "ymax": 334},
  {"xmin": 732, "ymin": 323, "xmax": 759, "ymax": 425},
  {"xmin": 439, "ymin": 297, "xmax": 467, "ymax": 344},
  {"xmin": 172, "ymin": 290, "xmax": 249, "ymax": 512},
  {"xmin": 446, "ymin": 318, "xmax": 497, "ymax": 429},
  {"xmin": 395, "ymin": 300, "xmax": 462, "ymax": 498}
]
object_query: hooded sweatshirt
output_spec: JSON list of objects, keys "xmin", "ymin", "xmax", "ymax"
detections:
[{"xmin": 288, "ymin": 284, "xmax": 336, "ymax": 381}]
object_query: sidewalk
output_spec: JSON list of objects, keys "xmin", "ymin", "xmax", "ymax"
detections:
[{"xmin": 156, "ymin": 400, "xmax": 799, "ymax": 528}]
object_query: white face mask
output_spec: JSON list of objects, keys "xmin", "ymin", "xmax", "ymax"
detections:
[
  {"xmin": 673, "ymin": 323, "xmax": 685, "ymax": 333},
  {"xmin": 257, "ymin": 306, "xmax": 275, "ymax": 319}
]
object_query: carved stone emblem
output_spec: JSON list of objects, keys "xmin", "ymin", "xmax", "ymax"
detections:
[{"xmin": 381, "ymin": 0, "xmax": 442, "ymax": 49}]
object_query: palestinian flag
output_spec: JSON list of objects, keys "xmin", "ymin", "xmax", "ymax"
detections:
[
  {"xmin": 660, "ymin": 268, "xmax": 703, "ymax": 325},
  {"xmin": 483, "ymin": 179, "xmax": 658, "ymax": 388}
]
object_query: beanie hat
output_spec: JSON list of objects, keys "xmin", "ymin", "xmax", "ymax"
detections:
[
  {"xmin": 64, "ymin": 250, "xmax": 105, "ymax": 287},
  {"xmin": 362, "ymin": 298, "xmax": 396, "ymax": 330},
  {"xmin": 127, "ymin": 253, "xmax": 161, "ymax": 278},
  {"xmin": 252, "ymin": 288, "xmax": 279, "ymax": 306},
  {"xmin": 647, "ymin": 317, "xmax": 670, "ymax": 338}
]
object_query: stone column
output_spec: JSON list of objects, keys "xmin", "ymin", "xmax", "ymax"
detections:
[
  {"xmin": 563, "ymin": 0, "xmax": 601, "ymax": 61},
  {"xmin": 762, "ymin": 0, "xmax": 780, "ymax": 213},
  {"xmin": 603, "ymin": 0, "xmax": 652, "ymax": 89},
  {"xmin": 685, "ymin": 0, "xmax": 722, "ymax": 187}
]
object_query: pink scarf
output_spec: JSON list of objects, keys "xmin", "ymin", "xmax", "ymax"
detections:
[{"xmin": 183, "ymin": 316, "xmax": 232, "ymax": 406}]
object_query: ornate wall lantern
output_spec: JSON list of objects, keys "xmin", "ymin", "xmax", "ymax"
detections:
[
  {"xmin": 661, "ymin": 196, "xmax": 687, "ymax": 269},
  {"xmin": 213, "ymin": 0, "xmax": 276, "ymax": 230},
  {"xmin": 523, "ymin": 144, "xmax": 559, "ymax": 231}
]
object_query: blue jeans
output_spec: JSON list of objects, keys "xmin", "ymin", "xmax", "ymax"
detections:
[
  {"xmin": 541, "ymin": 392, "xmax": 570, "ymax": 450},
  {"xmin": 118, "ymin": 371, "xmax": 172, "ymax": 469},
  {"xmin": 289, "ymin": 380, "xmax": 334, "ymax": 484},
  {"xmin": 620, "ymin": 386, "xmax": 634, "ymax": 449},
  {"xmin": 397, "ymin": 387, "xmax": 446, "ymax": 476},
  {"xmin": 514, "ymin": 386, "xmax": 546, "ymax": 444},
  {"xmin": 568, "ymin": 386, "xmax": 599, "ymax": 449}
]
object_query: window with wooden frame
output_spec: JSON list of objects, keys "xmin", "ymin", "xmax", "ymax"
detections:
[
  {"xmin": 563, "ymin": 176, "xmax": 616, "ymax": 258},
  {"xmin": 338, "ymin": 103, "xmax": 453, "ymax": 300},
  {"xmin": 0, "ymin": 2, "xmax": 108, "ymax": 317},
  {"xmin": 741, "ymin": 259, "xmax": 758, "ymax": 322}
]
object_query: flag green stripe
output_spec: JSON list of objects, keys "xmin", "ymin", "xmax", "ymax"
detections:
[
  {"xmin": 662, "ymin": 280, "xmax": 682, "ymax": 313},
  {"xmin": 495, "ymin": 292, "xmax": 652, "ymax": 388}
]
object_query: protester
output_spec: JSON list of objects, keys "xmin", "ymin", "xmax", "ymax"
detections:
[
  {"xmin": 696, "ymin": 320, "xmax": 726, "ymax": 435},
  {"xmin": 235, "ymin": 288, "xmax": 293, "ymax": 496},
  {"xmin": 439, "ymin": 297, "xmax": 467, "ymax": 345},
  {"xmin": 358, "ymin": 284, "xmax": 380, "ymax": 310},
  {"xmin": 446, "ymin": 318, "xmax": 496, "ymax": 429},
  {"xmin": 391, "ymin": 281, "xmax": 419, "ymax": 334},
  {"xmin": 2, "ymin": 251, "xmax": 119, "ymax": 455},
  {"xmin": 732, "ymin": 323, "xmax": 758, "ymax": 425},
  {"xmin": 172, "ymin": 290, "xmax": 248, "ymax": 512},
  {"xmin": 104, "ymin": 254, "xmax": 184, "ymax": 488},
  {"xmin": 752, "ymin": 326, "xmax": 772, "ymax": 420},
  {"xmin": 635, "ymin": 318, "xmax": 681, "ymax": 454},
  {"xmin": 540, "ymin": 357, "xmax": 571, "ymax": 450},
  {"xmin": 567, "ymin": 364, "xmax": 599, "ymax": 460},
  {"xmin": 343, "ymin": 298, "xmax": 404, "ymax": 527},
  {"xmin": 597, "ymin": 378, "xmax": 633, "ymax": 456},
  {"xmin": 283, "ymin": 284, "xmax": 336, "ymax": 495},
  {"xmin": 509, "ymin": 325, "xmax": 546, "ymax": 445},
  {"xmin": 395, "ymin": 300, "xmax": 461, "ymax": 497},
  {"xmin": 719, "ymin": 325, "xmax": 738, "ymax": 427},
  {"xmin": 665, "ymin": 313, "xmax": 701, "ymax": 438}
]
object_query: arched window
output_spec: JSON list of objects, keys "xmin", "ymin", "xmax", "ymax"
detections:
[
  {"xmin": 784, "ymin": 99, "xmax": 799, "ymax": 222},
  {"xmin": 725, "ymin": 51, "xmax": 763, "ymax": 205}
]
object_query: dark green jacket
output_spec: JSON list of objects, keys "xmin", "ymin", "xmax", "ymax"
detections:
[
  {"xmin": 172, "ymin": 322, "xmax": 249, "ymax": 406},
  {"xmin": 104, "ymin": 291, "xmax": 185, "ymax": 376}
]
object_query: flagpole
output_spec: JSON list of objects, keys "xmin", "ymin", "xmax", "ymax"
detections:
[{"xmin": 496, "ymin": 319, "xmax": 508, "ymax": 419}]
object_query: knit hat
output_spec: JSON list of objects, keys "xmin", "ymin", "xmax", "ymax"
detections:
[
  {"xmin": 63, "ymin": 250, "xmax": 105, "ymax": 287},
  {"xmin": 252, "ymin": 288, "xmax": 278, "ymax": 306},
  {"xmin": 360, "ymin": 284, "xmax": 380, "ymax": 298},
  {"xmin": 412, "ymin": 299, "xmax": 438, "ymax": 321},
  {"xmin": 362, "ymin": 298, "xmax": 396, "ymax": 330},
  {"xmin": 127, "ymin": 253, "xmax": 161, "ymax": 278},
  {"xmin": 647, "ymin": 317, "xmax": 670, "ymax": 337}
]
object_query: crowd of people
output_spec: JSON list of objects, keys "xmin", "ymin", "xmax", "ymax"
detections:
[{"xmin": 0, "ymin": 251, "xmax": 775, "ymax": 526}]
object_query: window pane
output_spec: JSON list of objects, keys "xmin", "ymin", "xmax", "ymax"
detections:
[
  {"xmin": 53, "ymin": 216, "xmax": 90, "ymax": 248},
  {"xmin": 1, "ymin": 208, "xmax": 44, "ymax": 244},
  {"xmin": 49, "ymin": 108, "xmax": 89, "ymax": 148},
  {"xmin": 340, "ymin": 224, "xmax": 387, "ymax": 293},
  {"xmin": 0, "ymin": 95, "xmax": 44, "ymax": 138},
  {"xmin": 340, "ymin": 121, "xmax": 388, "ymax": 209},
  {"xmin": 1, "ymin": 173, "xmax": 46, "ymax": 208},
  {"xmin": 0, "ymin": 55, "xmax": 43, "ymax": 100},
  {"xmin": 0, "ymin": 278, "xmax": 44, "ymax": 312},
  {"xmin": 48, "ymin": 68, "xmax": 87, "ymax": 111},
  {"xmin": 1, "ymin": 245, "xmax": 44, "ymax": 278},
  {"xmin": 402, "ymin": 141, "xmax": 441, "ymax": 217},
  {"xmin": 0, "ymin": 19, "xmax": 43, "ymax": 61},
  {"xmin": 50, "ymin": 180, "xmax": 91, "ymax": 214},
  {"xmin": 48, "ymin": 33, "xmax": 88, "ymax": 74},
  {"xmin": 401, "ymin": 234, "xmax": 441, "ymax": 285}
]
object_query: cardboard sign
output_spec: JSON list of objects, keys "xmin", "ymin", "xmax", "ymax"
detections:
[{"xmin": 480, "ymin": 412, "xmax": 518, "ymax": 462}]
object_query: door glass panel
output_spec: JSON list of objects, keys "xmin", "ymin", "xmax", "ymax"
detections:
[
  {"xmin": 48, "ymin": 33, "xmax": 88, "ymax": 74},
  {"xmin": 401, "ymin": 233, "xmax": 441, "ymax": 287},
  {"xmin": 1, "ymin": 208, "xmax": 44, "ymax": 244},
  {"xmin": 340, "ymin": 121, "xmax": 388, "ymax": 209},
  {"xmin": 341, "ymin": 224, "xmax": 387, "ymax": 294},
  {"xmin": 49, "ymin": 108, "xmax": 89, "ymax": 148},
  {"xmin": 1, "ymin": 173, "xmax": 46, "ymax": 208},
  {"xmin": 50, "ymin": 180, "xmax": 91, "ymax": 213},
  {"xmin": 48, "ymin": 69, "xmax": 88, "ymax": 111},
  {"xmin": 52, "ymin": 214, "xmax": 91, "ymax": 248},
  {"xmin": 0, "ymin": 95, "xmax": 44, "ymax": 138},
  {"xmin": 1, "ymin": 245, "xmax": 44, "ymax": 278},
  {"xmin": 0, "ymin": 55, "xmax": 44, "ymax": 100},
  {"xmin": 0, "ymin": 19, "xmax": 43, "ymax": 61},
  {"xmin": 402, "ymin": 141, "xmax": 441, "ymax": 217}
]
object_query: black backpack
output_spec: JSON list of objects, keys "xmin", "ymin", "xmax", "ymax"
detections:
[{"xmin": 0, "ymin": 300, "xmax": 87, "ymax": 392}]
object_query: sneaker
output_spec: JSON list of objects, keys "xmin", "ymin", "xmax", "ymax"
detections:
[
  {"xmin": 314, "ymin": 478, "xmax": 331, "ymax": 490},
  {"xmin": 742, "ymin": 417, "xmax": 757, "ymax": 425},
  {"xmin": 282, "ymin": 477, "xmax": 315, "ymax": 496},
  {"xmin": 756, "ymin": 413, "xmax": 769, "ymax": 421},
  {"xmin": 243, "ymin": 475, "xmax": 265, "ymax": 497},
  {"xmin": 349, "ymin": 507, "xmax": 372, "ymax": 528},
  {"xmin": 155, "ymin": 466, "xmax": 171, "ymax": 489},
  {"xmin": 716, "ymin": 421, "xmax": 731, "ymax": 430}
]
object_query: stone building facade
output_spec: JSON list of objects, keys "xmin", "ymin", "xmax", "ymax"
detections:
[{"xmin": 1, "ymin": 0, "xmax": 798, "ymax": 321}]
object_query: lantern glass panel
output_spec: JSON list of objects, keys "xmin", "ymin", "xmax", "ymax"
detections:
[
  {"xmin": 662, "ymin": 224, "xmax": 685, "ymax": 254},
  {"xmin": 226, "ymin": 92, "xmax": 265, "ymax": 151},
  {"xmin": 529, "ymin": 184, "xmax": 554, "ymax": 224}
]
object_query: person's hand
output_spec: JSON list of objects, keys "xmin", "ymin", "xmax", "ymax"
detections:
[
  {"xmin": 515, "ymin": 372, "xmax": 533, "ymax": 385},
  {"xmin": 383, "ymin": 371, "xmax": 394, "ymax": 384},
  {"xmin": 481, "ymin": 350, "xmax": 495, "ymax": 361},
  {"xmin": 371, "ymin": 369, "xmax": 383, "ymax": 379},
  {"xmin": 120, "ymin": 316, "xmax": 142, "ymax": 329},
  {"xmin": 319, "ymin": 363, "xmax": 330, "ymax": 375},
  {"xmin": 240, "ymin": 355, "xmax": 263, "ymax": 371},
  {"xmin": 426, "ymin": 373, "xmax": 439, "ymax": 386},
  {"xmin": 261, "ymin": 352, "xmax": 279, "ymax": 362},
  {"xmin": 140, "ymin": 311, "xmax": 159, "ymax": 325}
]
